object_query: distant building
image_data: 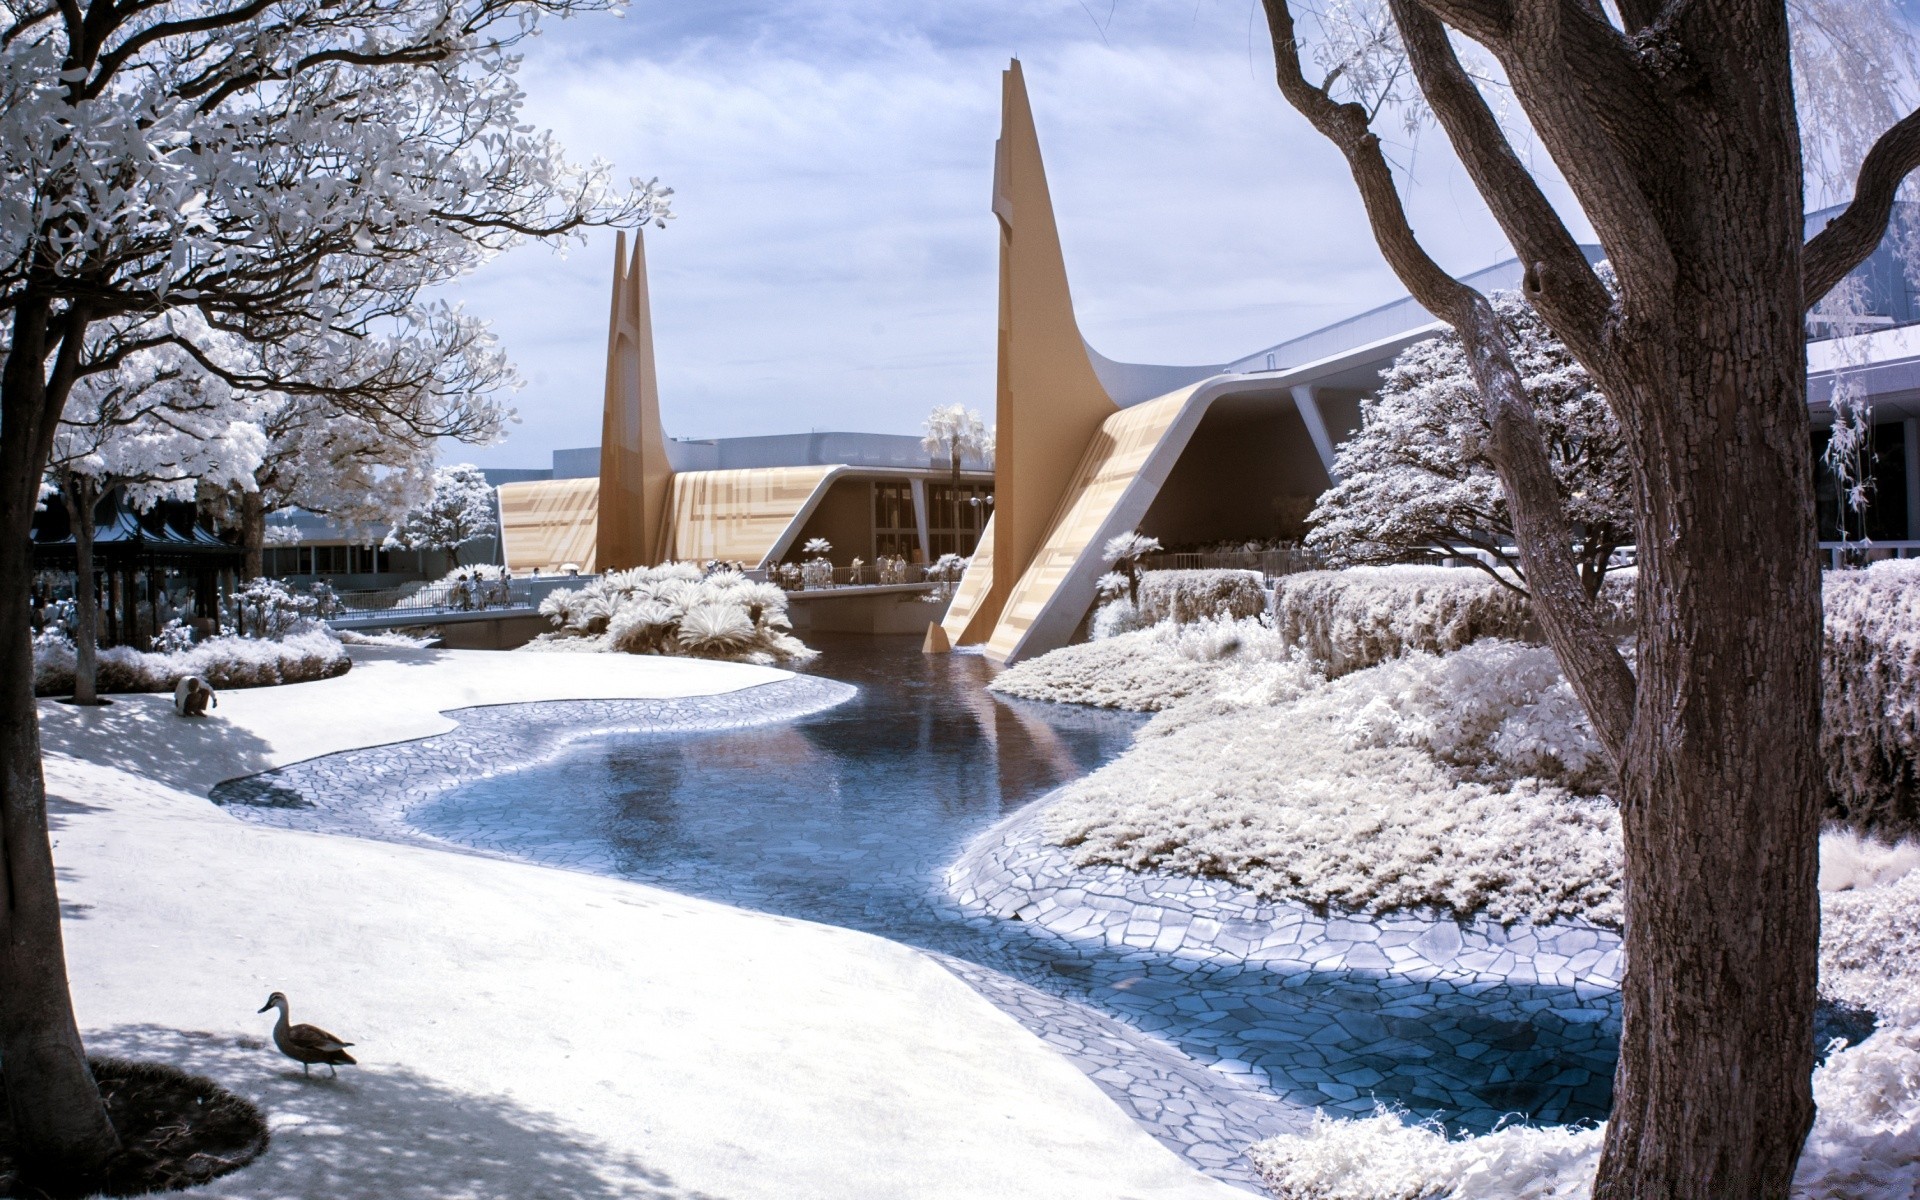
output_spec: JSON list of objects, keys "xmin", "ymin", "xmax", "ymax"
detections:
[{"xmin": 494, "ymin": 231, "xmax": 993, "ymax": 575}]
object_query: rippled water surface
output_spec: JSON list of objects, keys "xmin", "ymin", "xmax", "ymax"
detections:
[{"xmin": 414, "ymin": 634, "xmax": 1620, "ymax": 1130}]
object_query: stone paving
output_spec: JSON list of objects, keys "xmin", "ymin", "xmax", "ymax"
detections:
[{"xmin": 211, "ymin": 677, "xmax": 857, "ymax": 846}]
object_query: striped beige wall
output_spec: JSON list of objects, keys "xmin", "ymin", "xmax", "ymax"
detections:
[
  {"xmin": 668, "ymin": 466, "xmax": 838, "ymax": 567},
  {"xmin": 939, "ymin": 514, "xmax": 998, "ymax": 644},
  {"xmin": 983, "ymin": 389, "xmax": 1193, "ymax": 662},
  {"xmin": 499, "ymin": 478, "xmax": 602, "ymax": 574}
]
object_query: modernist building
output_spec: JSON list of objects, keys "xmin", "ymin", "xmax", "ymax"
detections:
[
  {"xmin": 925, "ymin": 61, "xmax": 1920, "ymax": 664},
  {"xmin": 495, "ymin": 231, "xmax": 993, "ymax": 575}
]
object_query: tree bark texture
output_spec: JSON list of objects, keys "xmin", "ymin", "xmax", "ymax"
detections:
[
  {"xmin": 59, "ymin": 477, "xmax": 102, "ymax": 707},
  {"xmin": 0, "ymin": 299, "xmax": 120, "ymax": 1185},
  {"xmin": 240, "ymin": 490, "xmax": 265, "ymax": 583},
  {"xmin": 1263, "ymin": 0, "xmax": 1835, "ymax": 1193}
]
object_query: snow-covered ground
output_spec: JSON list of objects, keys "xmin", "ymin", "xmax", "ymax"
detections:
[{"xmin": 41, "ymin": 645, "xmax": 1242, "ymax": 1200}]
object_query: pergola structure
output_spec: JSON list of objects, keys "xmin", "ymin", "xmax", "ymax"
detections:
[{"xmin": 31, "ymin": 492, "xmax": 243, "ymax": 647}]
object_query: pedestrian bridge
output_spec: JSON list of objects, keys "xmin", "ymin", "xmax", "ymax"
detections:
[{"xmin": 324, "ymin": 578, "xmax": 948, "ymax": 642}]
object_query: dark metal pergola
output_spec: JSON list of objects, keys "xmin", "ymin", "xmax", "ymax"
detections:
[{"xmin": 30, "ymin": 491, "xmax": 243, "ymax": 648}]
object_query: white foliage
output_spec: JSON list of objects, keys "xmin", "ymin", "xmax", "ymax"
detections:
[
  {"xmin": 1821, "ymin": 862, "xmax": 1920, "ymax": 1018},
  {"xmin": 1821, "ymin": 828, "xmax": 1920, "ymax": 893},
  {"xmin": 1821, "ymin": 561, "xmax": 1920, "ymax": 834},
  {"xmin": 1043, "ymin": 640, "xmax": 1623, "ymax": 927},
  {"xmin": 531, "ymin": 563, "xmax": 813, "ymax": 665},
  {"xmin": 921, "ymin": 404, "xmax": 993, "ymax": 467},
  {"xmin": 1273, "ymin": 566, "xmax": 1546, "ymax": 678},
  {"xmin": 48, "ymin": 321, "xmax": 266, "ymax": 504},
  {"xmin": 384, "ymin": 464, "xmax": 498, "ymax": 560},
  {"xmin": 992, "ymin": 616, "xmax": 1317, "ymax": 712},
  {"xmin": 1249, "ymin": 1023, "xmax": 1920, "ymax": 1200},
  {"xmin": 33, "ymin": 628, "xmax": 347, "ymax": 696},
  {"xmin": 1305, "ymin": 289, "xmax": 1631, "ymax": 595}
]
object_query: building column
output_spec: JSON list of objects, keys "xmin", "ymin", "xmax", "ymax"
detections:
[
  {"xmin": 1905, "ymin": 417, "xmax": 1920, "ymax": 546},
  {"xmin": 909, "ymin": 477, "xmax": 932, "ymax": 563},
  {"xmin": 1290, "ymin": 385, "xmax": 1342, "ymax": 484}
]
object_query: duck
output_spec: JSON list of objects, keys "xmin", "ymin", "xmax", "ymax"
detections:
[{"xmin": 257, "ymin": 991, "xmax": 357, "ymax": 1077}]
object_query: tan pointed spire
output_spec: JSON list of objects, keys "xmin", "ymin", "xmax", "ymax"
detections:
[
  {"xmin": 943, "ymin": 59, "xmax": 1117, "ymax": 645},
  {"xmin": 598, "ymin": 229, "xmax": 675, "ymax": 569}
]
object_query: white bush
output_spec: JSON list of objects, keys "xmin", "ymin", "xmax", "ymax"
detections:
[
  {"xmin": 1136, "ymin": 568, "xmax": 1267, "ymax": 625},
  {"xmin": 992, "ymin": 617, "xmax": 1315, "ymax": 711},
  {"xmin": 33, "ymin": 627, "xmax": 349, "ymax": 695},
  {"xmin": 1821, "ymin": 861, "xmax": 1920, "ymax": 1018},
  {"xmin": 529, "ymin": 563, "xmax": 814, "ymax": 665},
  {"xmin": 1045, "ymin": 641, "xmax": 1623, "ymax": 927},
  {"xmin": 1249, "ymin": 1023, "xmax": 1920, "ymax": 1200},
  {"xmin": 1272, "ymin": 566, "xmax": 1540, "ymax": 678},
  {"xmin": 1822, "ymin": 560, "xmax": 1920, "ymax": 835}
]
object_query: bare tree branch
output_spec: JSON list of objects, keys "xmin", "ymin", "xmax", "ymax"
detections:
[
  {"xmin": 1805, "ymin": 106, "xmax": 1920, "ymax": 305},
  {"xmin": 1389, "ymin": 0, "xmax": 1616, "ymax": 368},
  {"xmin": 1262, "ymin": 0, "xmax": 1637, "ymax": 762}
]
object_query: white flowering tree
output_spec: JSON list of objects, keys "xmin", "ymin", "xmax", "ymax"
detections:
[
  {"xmin": 384, "ymin": 464, "xmax": 499, "ymax": 568},
  {"xmin": 0, "ymin": 1, "xmax": 665, "ymax": 1183},
  {"xmin": 46, "ymin": 325, "xmax": 266, "ymax": 704},
  {"xmin": 1258, "ymin": 0, "xmax": 1920, "ymax": 1192},
  {"xmin": 1307, "ymin": 289, "xmax": 1631, "ymax": 598},
  {"xmin": 921, "ymin": 403, "xmax": 993, "ymax": 488}
]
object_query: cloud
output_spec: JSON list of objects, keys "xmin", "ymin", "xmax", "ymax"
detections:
[{"xmin": 441, "ymin": 1, "xmax": 1587, "ymax": 467}]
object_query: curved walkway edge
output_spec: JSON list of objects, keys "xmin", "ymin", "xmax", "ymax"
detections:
[{"xmin": 946, "ymin": 799, "xmax": 1624, "ymax": 993}]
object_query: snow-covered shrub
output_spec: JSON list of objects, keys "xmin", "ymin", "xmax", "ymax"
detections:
[
  {"xmin": 336, "ymin": 628, "xmax": 435, "ymax": 649},
  {"xmin": 993, "ymin": 617, "xmax": 1315, "ymax": 712},
  {"xmin": 530, "ymin": 563, "xmax": 813, "ymax": 665},
  {"xmin": 225, "ymin": 577, "xmax": 320, "ymax": 639},
  {"xmin": 33, "ymin": 628, "xmax": 348, "ymax": 695},
  {"xmin": 1249, "ymin": 1024, "xmax": 1920, "ymax": 1200},
  {"xmin": 1821, "ymin": 560, "xmax": 1920, "ymax": 834},
  {"xmin": 151, "ymin": 618, "xmax": 196, "ymax": 654},
  {"xmin": 1045, "ymin": 641, "xmax": 1622, "ymax": 926},
  {"xmin": 1135, "ymin": 569, "xmax": 1266, "ymax": 626},
  {"xmin": 1821, "ymin": 860, "xmax": 1920, "ymax": 1018},
  {"xmin": 926, "ymin": 552, "xmax": 968, "ymax": 602},
  {"xmin": 1273, "ymin": 566, "xmax": 1539, "ymax": 677},
  {"xmin": 1089, "ymin": 598, "xmax": 1152, "ymax": 640},
  {"xmin": 1821, "ymin": 828, "xmax": 1920, "ymax": 893}
]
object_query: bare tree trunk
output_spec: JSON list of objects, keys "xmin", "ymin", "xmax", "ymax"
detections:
[
  {"xmin": 240, "ymin": 489, "xmax": 265, "ymax": 582},
  {"xmin": 0, "ymin": 298, "xmax": 120, "ymax": 1187},
  {"xmin": 59, "ymin": 476, "xmax": 102, "ymax": 706},
  {"xmin": 1594, "ymin": 249, "xmax": 1822, "ymax": 1200},
  {"xmin": 1259, "ymin": 1, "xmax": 1828, "ymax": 1192}
]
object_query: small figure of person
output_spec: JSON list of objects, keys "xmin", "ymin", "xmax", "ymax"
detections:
[
  {"xmin": 173, "ymin": 675, "xmax": 217, "ymax": 718},
  {"xmin": 453, "ymin": 573, "xmax": 473, "ymax": 611}
]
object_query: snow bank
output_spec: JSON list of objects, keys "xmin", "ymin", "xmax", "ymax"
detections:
[
  {"xmin": 529, "ymin": 563, "xmax": 815, "ymax": 665},
  {"xmin": 1045, "ymin": 641, "xmax": 1623, "ymax": 927},
  {"xmin": 1823, "ymin": 559, "xmax": 1920, "ymax": 835},
  {"xmin": 33, "ymin": 628, "xmax": 349, "ymax": 696},
  {"xmin": 1248, "ymin": 1021, "xmax": 1920, "ymax": 1200},
  {"xmin": 990, "ymin": 617, "xmax": 1315, "ymax": 711}
]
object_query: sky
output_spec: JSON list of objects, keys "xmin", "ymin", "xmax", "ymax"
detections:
[{"xmin": 442, "ymin": 0, "xmax": 1590, "ymax": 469}]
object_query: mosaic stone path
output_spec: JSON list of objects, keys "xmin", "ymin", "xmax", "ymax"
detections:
[{"xmin": 211, "ymin": 678, "xmax": 857, "ymax": 845}]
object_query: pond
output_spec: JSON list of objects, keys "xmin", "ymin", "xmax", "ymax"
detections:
[{"xmin": 409, "ymin": 634, "xmax": 1620, "ymax": 1135}]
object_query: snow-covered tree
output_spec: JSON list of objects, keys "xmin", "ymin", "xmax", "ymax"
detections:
[
  {"xmin": 1307, "ymin": 289, "xmax": 1631, "ymax": 598},
  {"xmin": 47, "ymin": 324, "xmax": 265, "ymax": 704},
  {"xmin": 1102, "ymin": 531, "xmax": 1162, "ymax": 606},
  {"xmin": 921, "ymin": 404, "xmax": 993, "ymax": 488},
  {"xmin": 384, "ymin": 465, "xmax": 498, "ymax": 567},
  {"xmin": 0, "ymin": 1, "xmax": 664, "ymax": 1181}
]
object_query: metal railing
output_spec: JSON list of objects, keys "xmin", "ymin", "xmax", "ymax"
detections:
[
  {"xmin": 323, "ymin": 574, "xmax": 593, "ymax": 623},
  {"xmin": 1819, "ymin": 540, "xmax": 1920, "ymax": 570},
  {"xmin": 1139, "ymin": 547, "xmax": 1323, "ymax": 581}
]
